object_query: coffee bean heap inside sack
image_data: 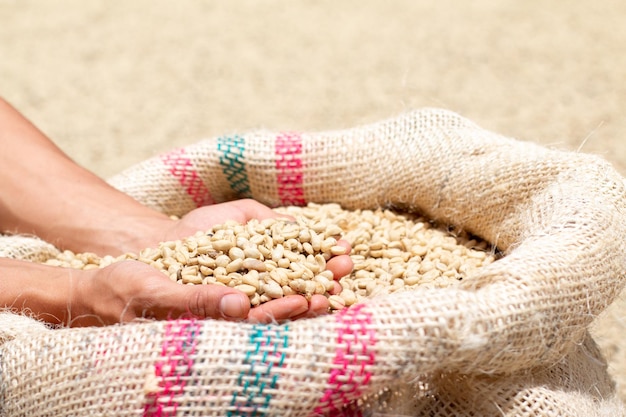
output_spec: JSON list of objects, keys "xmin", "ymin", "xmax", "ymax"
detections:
[
  {"xmin": 44, "ymin": 203, "xmax": 497, "ymax": 310},
  {"xmin": 275, "ymin": 204, "xmax": 497, "ymax": 308}
]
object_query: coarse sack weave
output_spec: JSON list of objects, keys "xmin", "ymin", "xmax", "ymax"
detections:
[{"xmin": 0, "ymin": 108, "xmax": 625, "ymax": 416}]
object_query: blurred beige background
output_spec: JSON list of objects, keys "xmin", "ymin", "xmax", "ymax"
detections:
[{"xmin": 2, "ymin": 0, "xmax": 625, "ymax": 404}]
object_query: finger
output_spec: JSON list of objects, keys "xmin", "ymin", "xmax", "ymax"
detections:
[
  {"xmin": 139, "ymin": 277, "xmax": 250, "ymax": 321},
  {"xmin": 287, "ymin": 295, "xmax": 331, "ymax": 320},
  {"xmin": 336, "ymin": 239, "xmax": 352, "ymax": 255},
  {"xmin": 326, "ymin": 255, "xmax": 353, "ymax": 281},
  {"xmin": 308, "ymin": 294, "xmax": 330, "ymax": 314},
  {"xmin": 246, "ymin": 295, "xmax": 309, "ymax": 323},
  {"xmin": 328, "ymin": 281, "xmax": 342, "ymax": 295},
  {"xmin": 325, "ymin": 239, "xmax": 353, "ymax": 280}
]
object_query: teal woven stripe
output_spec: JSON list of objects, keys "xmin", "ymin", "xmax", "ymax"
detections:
[
  {"xmin": 217, "ymin": 135, "xmax": 251, "ymax": 197},
  {"xmin": 228, "ymin": 324, "xmax": 289, "ymax": 417}
]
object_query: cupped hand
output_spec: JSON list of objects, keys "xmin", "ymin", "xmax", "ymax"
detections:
[
  {"xmin": 70, "ymin": 239, "xmax": 352, "ymax": 327},
  {"xmin": 89, "ymin": 199, "xmax": 355, "ymax": 326},
  {"xmin": 70, "ymin": 261, "xmax": 250, "ymax": 326},
  {"xmin": 158, "ymin": 199, "xmax": 355, "ymax": 322}
]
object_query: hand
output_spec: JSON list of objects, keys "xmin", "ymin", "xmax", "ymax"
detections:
[
  {"xmin": 71, "ymin": 250, "xmax": 352, "ymax": 327},
  {"xmin": 70, "ymin": 261, "xmax": 251, "ymax": 326},
  {"xmin": 153, "ymin": 199, "xmax": 354, "ymax": 323}
]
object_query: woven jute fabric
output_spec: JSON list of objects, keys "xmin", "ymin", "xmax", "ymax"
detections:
[
  {"xmin": 1, "ymin": 108, "xmax": 625, "ymax": 416},
  {"xmin": 0, "ymin": 234, "xmax": 60, "ymax": 263}
]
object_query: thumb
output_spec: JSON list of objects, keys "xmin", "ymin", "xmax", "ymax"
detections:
[{"xmin": 143, "ymin": 279, "xmax": 251, "ymax": 321}]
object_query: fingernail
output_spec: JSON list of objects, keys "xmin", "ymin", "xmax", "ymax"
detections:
[{"xmin": 220, "ymin": 294, "xmax": 247, "ymax": 319}]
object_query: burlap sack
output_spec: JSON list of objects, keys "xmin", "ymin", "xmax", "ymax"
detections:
[{"xmin": 1, "ymin": 108, "xmax": 624, "ymax": 416}]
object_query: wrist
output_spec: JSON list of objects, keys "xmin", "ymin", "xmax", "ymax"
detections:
[
  {"xmin": 69, "ymin": 213, "xmax": 178, "ymax": 256},
  {"xmin": 108, "ymin": 214, "xmax": 178, "ymax": 255},
  {"xmin": 0, "ymin": 259, "xmax": 74, "ymax": 326}
]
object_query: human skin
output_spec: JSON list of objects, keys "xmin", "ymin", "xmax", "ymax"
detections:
[{"xmin": 0, "ymin": 98, "xmax": 353, "ymax": 327}]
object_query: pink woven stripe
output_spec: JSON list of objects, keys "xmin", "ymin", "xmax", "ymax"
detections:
[
  {"xmin": 161, "ymin": 148, "xmax": 214, "ymax": 207},
  {"xmin": 144, "ymin": 320, "xmax": 202, "ymax": 417},
  {"xmin": 313, "ymin": 304, "xmax": 376, "ymax": 415},
  {"xmin": 275, "ymin": 133, "xmax": 306, "ymax": 206}
]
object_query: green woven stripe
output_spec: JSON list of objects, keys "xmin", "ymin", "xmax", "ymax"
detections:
[
  {"xmin": 218, "ymin": 135, "xmax": 251, "ymax": 197},
  {"xmin": 228, "ymin": 324, "xmax": 289, "ymax": 416}
]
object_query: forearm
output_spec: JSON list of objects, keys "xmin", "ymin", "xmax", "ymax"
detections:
[{"xmin": 0, "ymin": 98, "xmax": 174, "ymax": 255}]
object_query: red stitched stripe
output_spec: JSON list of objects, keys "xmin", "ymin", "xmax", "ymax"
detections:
[
  {"xmin": 312, "ymin": 304, "xmax": 376, "ymax": 415},
  {"xmin": 143, "ymin": 320, "xmax": 201, "ymax": 417},
  {"xmin": 161, "ymin": 148, "xmax": 215, "ymax": 207},
  {"xmin": 275, "ymin": 133, "xmax": 306, "ymax": 206}
]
